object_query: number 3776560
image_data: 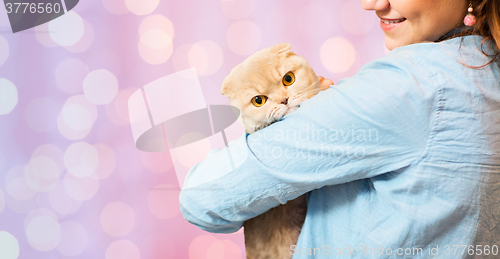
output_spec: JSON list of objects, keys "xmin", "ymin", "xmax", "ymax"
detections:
[{"xmin": 5, "ymin": 2, "xmax": 62, "ymax": 14}]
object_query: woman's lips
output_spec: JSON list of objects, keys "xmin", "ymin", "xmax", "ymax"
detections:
[{"xmin": 380, "ymin": 18, "xmax": 407, "ymax": 32}]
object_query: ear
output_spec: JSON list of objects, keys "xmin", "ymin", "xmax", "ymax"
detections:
[
  {"xmin": 220, "ymin": 83, "xmax": 229, "ymax": 97},
  {"xmin": 270, "ymin": 43, "xmax": 292, "ymax": 54},
  {"xmin": 220, "ymin": 76, "xmax": 233, "ymax": 98}
]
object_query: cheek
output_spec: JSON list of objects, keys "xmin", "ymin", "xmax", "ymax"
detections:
[{"xmin": 245, "ymin": 106, "xmax": 268, "ymax": 119}]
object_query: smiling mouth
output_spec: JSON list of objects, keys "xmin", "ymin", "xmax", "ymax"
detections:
[{"xmin": 381, "ymin": 18, "xmax": 406, "ymax": 24}]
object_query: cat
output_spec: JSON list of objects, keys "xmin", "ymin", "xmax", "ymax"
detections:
[{"xmin": 221, "ymin": 43, "xmax": 330, "ymax": 259}]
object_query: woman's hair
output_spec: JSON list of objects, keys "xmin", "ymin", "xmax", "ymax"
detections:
[
  {"xmin": 448, "ymin": 0, "xmax": 500, "ymax": 67},
  {"xmin": 469, "ymin": 0, "xmax": 500, "ymax": 56}
]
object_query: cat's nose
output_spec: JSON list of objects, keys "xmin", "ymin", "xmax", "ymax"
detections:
[{"xmin": 281, "ymin": 98, "xmax": 288, "ymax": 105}]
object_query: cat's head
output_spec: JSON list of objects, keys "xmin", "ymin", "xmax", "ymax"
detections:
[{"xmin": 221, "ymin": 43, "xmax": 321, "ymax": 133}]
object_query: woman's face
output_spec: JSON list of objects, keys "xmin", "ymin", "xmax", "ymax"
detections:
[{"xmin": 362, "ymin": 0, "xmax": 468, "ymax": 50}]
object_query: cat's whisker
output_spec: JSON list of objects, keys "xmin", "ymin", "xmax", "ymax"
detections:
[
  {"xmin": 289, "ymin": 86, "xmax": 322, "ymax": 106},
  {"xmin": 300, "ymin": 79, "xmax": 320, "ymax": 92},
  {"xmin": 287, "ymin": 80, "xmax": 321, "ymax": 105},
  {"xmin": 269, "ymin": 106, "xmax": 280, "ymax": 119}
]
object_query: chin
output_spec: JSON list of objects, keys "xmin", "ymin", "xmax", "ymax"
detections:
[
  {"xmin": 386, "ymin": 39, "xmax": 410, "ymax": 51},
  {"xmin": 384, "ymin": 38, "xmax": 399, "ymax": 51},
  {"xmin": 285, "ymin": 106, "xmax": 299, "ymax": 115}
]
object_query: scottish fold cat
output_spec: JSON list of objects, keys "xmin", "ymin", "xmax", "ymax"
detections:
[{"xmin": 221, "ymin": 43, "xmax": 330, "ymax": 259}]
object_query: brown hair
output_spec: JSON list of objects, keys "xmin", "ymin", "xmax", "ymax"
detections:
[
  {"xmin": 446, "ymin": 0, "xmax": 500, "ymax": 67},
  {"xmin": 469, "ymin": 0, "xmax": 500, "ymax": 57}
]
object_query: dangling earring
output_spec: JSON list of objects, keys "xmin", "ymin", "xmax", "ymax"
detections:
[{"xmin": 464, "ymin": 1, "xmax": 476, "ymax": 26}]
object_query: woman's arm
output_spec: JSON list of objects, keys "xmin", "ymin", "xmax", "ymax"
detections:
[{"xmin": 179, "ymin": 47, "xmax": 439, "ymax": 233}]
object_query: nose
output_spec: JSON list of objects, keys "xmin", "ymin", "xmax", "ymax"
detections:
[
  {"xmin": 361, "ymin": 0, "xmax": 390, "ymax": 11},
  {"xmin": 281, "ymin": 98, "xmax": 288, "ymax": 105}
]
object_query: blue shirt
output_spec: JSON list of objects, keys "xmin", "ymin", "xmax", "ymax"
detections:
[{"xmin": 179, "ymin": 36, "xmax": 500, "ymax": 258}]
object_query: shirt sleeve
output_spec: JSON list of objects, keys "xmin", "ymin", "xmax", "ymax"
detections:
[{"xmin": 179, "ymin": 49, "xmax": 439, "ymax": 233}]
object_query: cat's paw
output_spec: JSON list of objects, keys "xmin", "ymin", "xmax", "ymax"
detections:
[{"xmin": 318, "ymin": 76, "xmax": 334, "ymax": 91}]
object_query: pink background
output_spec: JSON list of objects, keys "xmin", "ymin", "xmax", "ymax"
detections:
[{"xmin": 0, "ymin": 0, "xmax": 386, "ymax": 258}]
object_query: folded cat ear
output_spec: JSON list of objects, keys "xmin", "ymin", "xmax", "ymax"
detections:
[
  {"xmin": 270, "ymin": 43, "xmax": 292, "ymax": 54},
  {"xmin": 221, "ymin": 79, "xmax": 231, "ymax": 97},
  {"xmin": 221, "ymin": 85, "xmax": 228, "ymax": 96}
]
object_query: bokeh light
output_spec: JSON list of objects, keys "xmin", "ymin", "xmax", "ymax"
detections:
[
  {"xmin": 106, "ymin": 240, "xmax": 141, "ymax": 259},
  {"xmin": 57, "ymin": 111, "xmax": 92, "ymax": 140},
  {"xmin": 64, "ymin": 142, "xmax": 99, "ymax": 178},
  {"xmin": 103, "ymin": 0, "xmax": 129, "ymax": 14},
  {"xmin": 226, "ymin": 20, "xmax": 261, "ymax": 55},
  {"xmin": 170, "ymin": 133, "xmax": 211, "ymax": 168},
  {"xmin": 173, "ymin": 41, "xmax": 224, "ymax": 75},
  {"xmin": 188, "ymin": 235, "xmax": 219, "ymax": 259},
  {"xmin": 31, "ymin": 144, "xmax": 65, "ymax": 173},
  {"xmin": 140, "ymin": 151, "xmax": 173, "ymax": 174},
  {"xmin": 172, "ymin": 43, "xmax": 200, "ymax": 72},
  {"xmin": 55, "ymin": 221, "xmax": 88, "ymax": 256},
  {"xmin": 63, "ymin": 172, "xmax": 100, "ymax": 201},
  {"xmin": 83, "ymin": 69, "xmax": 119, "ymax": 105},
  {"xmin": 220, "ymin": 0, "xmax": 256, "ymax": 19},
  {"xmin": 35, "ymin": 23, "xmax": 59, "ymax": 48},
  {"xmin": 0, "ymin": 78, "xmax": 18, "ymax": 115},
  {"xmin": 207, "ymin": 240, "xmax": 243, "ymax": 259},
  {"xmin": 340, "ymin": 0, "xmax": 377, "ymax": 35},
  {"xmin": 48, "ymin": 11, "xmax": 84, "ymax": 46},
  {"xmin": 26, "ymin": 216, "xmax": 61, "ymax": 244},
  {"xmin": 58, "ymin": 95, "xmax": 97, "ymax": 140},
  {"xmin": 6, "ymin": 167, "xmax": 37, "ymax": 200},
  {"xmin": 24, "ymin": 97, "xmax": 59, "ymax": 133},
  {"xmin": 25, "ymin": 213, "xmax": 62, "ymax": 251},
  {"xmin": 55, "ymin": 58, "xmax": 88, "ymax": 94},
  {"xmin": 100, "ymin": 202, "xmax": 136, "ymax": 237},
  {"xmin": 105, "ymin": 87, "xmax": 139, "ymax": 126},
  {"xmin": 5, "ymin": 191, "xmax": 40, "ymax": 214},
  {"xmin": 62, "ymin": 105, "xmax": 93, "ymax": 131},
  {"xmin": 139, "ymin": 15, "xmax": 174, "ymax": 39},
  {"xmin": 320, "ymin": 37, "xmax": 357, "ymax": 73},
  {"xmin": 0, "ymin": 231, "xmax": 19, "ymax": 259},
  {"xmin": 93, "ymin": 144, "xmax": 116, "ymax": 179},
  {"xmin": 65, "ymin": 20, "xmax": 95, "ymax": 53},
  {"xmin": 138, "ymin": 30, "xmax": 173, "ymax": 65},
  {"xmin": 25, "ymin": 156, "xmax": 60, "ymax": 193},
  {"xmin": 6, "ymin": 178, "xmax": 37, "ymax": 201},
  {"xmin": 141, "ymin": 30, "xmax": 171, "ymax": 50},
  {"xmin": 296, "ymin": 4, "xmax": 338, "ymax": 41},
  {"xmin": 5, "ymin": 166, "xmax": 40, "ymax": 212},
  {"xmin": 125, "ymin": 0, "xmax": 159, "ymax": 15},
  {"xmin": 194, "ymin": 40, "xmax": 224, "ymax": 75},
  {"xmin": 23, "ymin": 208, "xmax": 58, "ymax": 230},
  {"xmin": 48, "ymin": 182, "xmax": 83, "ymax": 215},
  {"xmin": 140, "ymin": 234, "xmax": 176, "ymax": 259},
  {"xmin": 0, "ymin": 35, "xmax": 8, "ymax": 67},
  {"xmin": 63, "ymin": 94, "xmax": 99, "ymax": 121},
  {"xmin": 148, "ymin": 184, "xmax": 179, "ymax": 219},
  {"xmin": 63, "ymin": 142, "xmax": 99, "ymax": 178}
]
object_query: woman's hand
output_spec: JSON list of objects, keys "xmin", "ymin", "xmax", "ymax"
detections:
[{"xmin": 318, "ymin": 76, "xmax": 334, "ymax": 91}]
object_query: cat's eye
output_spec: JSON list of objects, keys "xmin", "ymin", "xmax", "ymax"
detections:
[
  {"xmin": 282, "ymin": 71, "xmax": 295, "ymax": 86},
  {"xmin": 251, "ymin": 95, "xmax": 268, "ymax": 107}
]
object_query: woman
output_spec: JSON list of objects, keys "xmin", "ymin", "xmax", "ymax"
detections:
[{"xmin": 180, "ymin": 0, "xmax": 500, "ymax": 258}]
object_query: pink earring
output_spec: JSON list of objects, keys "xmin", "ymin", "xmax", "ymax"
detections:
[{"xmin": 464, "ymin": 2, "xmax": 476, "ymax": 26}]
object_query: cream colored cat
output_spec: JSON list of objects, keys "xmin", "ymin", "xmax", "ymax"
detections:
[{"xmin": 221, "ymin": 43, "xmax": 330, "ymax": 259}]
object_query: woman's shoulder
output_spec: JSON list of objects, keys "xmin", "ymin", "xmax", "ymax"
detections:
[
  {"xmin": 349, "ymin": 35, "xmax": 496, "ymax": 92},
  {"xmin": 381, "ymin": 35, "xmax": 494, "ymax": 69}
]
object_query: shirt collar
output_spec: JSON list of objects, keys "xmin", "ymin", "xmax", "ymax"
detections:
[{"xmin": 435, "ymin": 25, "xmax": 475, "ymax": 42}]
